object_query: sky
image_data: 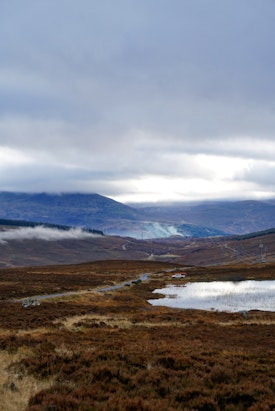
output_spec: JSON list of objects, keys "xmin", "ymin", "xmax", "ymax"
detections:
[{"xmin": 0, "ymin": 0, "xmax": 275, "ymax": 204}]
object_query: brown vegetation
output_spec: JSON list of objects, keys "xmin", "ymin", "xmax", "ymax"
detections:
[
  {"xmin": 0, "ymin": 260, "xmax": 274, "ymax": 410},
  {"xmin": 1, "ymin": 230, "xmax": 275, "ymax": 268}
]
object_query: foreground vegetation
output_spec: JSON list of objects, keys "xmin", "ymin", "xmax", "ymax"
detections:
[{"xmin": 0, "ymin": 261, "xmax": 274, "ymax": 410}]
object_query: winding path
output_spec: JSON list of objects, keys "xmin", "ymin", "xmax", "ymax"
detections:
[{"xmin": 13, "ymin": 273, "xmax": 150, "ymax": 305}]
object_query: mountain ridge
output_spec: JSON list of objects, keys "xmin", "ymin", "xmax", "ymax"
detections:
[
  {"xmin": 138, "ymin": 199, "xmax": 275, "ymax": 234},
  {"xmin": 0, "ymin": 192, "xmax": 275, "ymax": 238},
  {"xmin": 0, "ymin": 192, "xmax": 227, "ymax": 239}
]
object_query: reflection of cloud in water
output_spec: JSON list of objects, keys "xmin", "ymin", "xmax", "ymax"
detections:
[
  {"xmin": 0, "ymin": 226, "xmax": 101, "ymax": 244},
  {"xmin": 149, "ymin": 281, "xmax": 275, "ymax": 312}
]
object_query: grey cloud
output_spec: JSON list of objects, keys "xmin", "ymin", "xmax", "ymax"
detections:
[
  {"xmin": 237, "ymin": 162, "xmax": 275, "ymax": 188},
  {"xmin": 0, "ymin": 1, "xmax": 275, "ymax": 200}
]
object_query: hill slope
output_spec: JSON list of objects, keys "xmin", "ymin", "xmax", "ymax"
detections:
[
  {"xmin": 0, "ymin": 192, "xmax": 140, "ymax": 226},
  {"xmin": 1, "ymin": 193, "xmax": 275, "ymax": 238},
  {"xmin": 0, "ymin": 192, "xmax": 227, "ymax": 239},
  {"xmin": 1, "ymin": 225, "xmax": 275, "ymax": 267},
  {"xmin": 140, "ymin": 200, "xmax": 275, "ymax": 234}
]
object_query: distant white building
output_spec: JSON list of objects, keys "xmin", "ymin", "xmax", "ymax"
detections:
[{"xmin": 171, "ymin": 273, "xmax": 186, "ymax": 279}]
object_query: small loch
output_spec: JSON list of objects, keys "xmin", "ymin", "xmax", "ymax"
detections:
[{"xmin": 148, "ymin": 280, "xmax": 275, "ymax": 312}]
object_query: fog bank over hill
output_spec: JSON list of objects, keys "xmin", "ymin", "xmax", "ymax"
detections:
[
  {"xmin": 106, "ymin": 221, "xmax": 226, "ymax": 239},
  {"xmin": 0, "ymin": 226, "xmax": 101, "ymax": 245}
]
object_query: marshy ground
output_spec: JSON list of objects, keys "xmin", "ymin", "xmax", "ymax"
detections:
[{"xmin": 0, "ymin": 260, "xmax": 274, "ymax": 410}]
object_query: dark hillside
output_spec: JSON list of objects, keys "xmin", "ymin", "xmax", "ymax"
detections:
[
  {"xmin": 1, "ymin": 193, "xmax": 275, "ymax": 238},
  {"xmin": 0, "ymin": 192, "xmax": 227, "ymax": 238},
  {"xmin": 0, "ymin": 218, "xmax": 103, "ymax": 235},
  {"xmin": 0, "ymin": 192, "xmax": 140, "ymax": 229}
]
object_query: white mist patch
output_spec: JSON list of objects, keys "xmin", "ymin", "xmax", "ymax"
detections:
[
  {"xmin": 142, "ymin": 223, "xmax": 182, "ymax": 239},
  {"xmin": 0, "ymin": 226, "xmax": 100, "ymax": 244}
]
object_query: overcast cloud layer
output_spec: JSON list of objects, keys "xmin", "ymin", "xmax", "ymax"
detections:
[{"xmin": 1, "ymin": 0, "xmax": 275, "ymax": 202}]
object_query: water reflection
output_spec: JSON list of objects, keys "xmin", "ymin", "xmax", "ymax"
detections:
[{"xmin": 148, "ymin": 280, "xmax": 275, "ymax": 312}]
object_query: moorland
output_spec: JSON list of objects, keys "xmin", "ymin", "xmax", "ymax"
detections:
[
  {"xmin": 0, "ymin": 260, "xmax": 274, "ymax": 410},
  {"xmin": 0, "ymin": 226, "xmax": 275, "ymax": 267}
]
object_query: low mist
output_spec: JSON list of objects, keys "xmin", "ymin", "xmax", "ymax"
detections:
[
  {"xmin": 142, "ymin": 223, "xmax": 182, "ymax": 239},
  {"xmin": 0, "ymin": 226, "xmax": 101, "ymax": 244}
]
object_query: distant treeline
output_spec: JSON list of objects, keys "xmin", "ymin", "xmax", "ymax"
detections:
[
  {"xmin": 0, "ymin": 219, "xmax": 104, "ymax": 236},
  {"xmin": 234, "ymin": 228, "xmax": 275, "ymax": 240}
]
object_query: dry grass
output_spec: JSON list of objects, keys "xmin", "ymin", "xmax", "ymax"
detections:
[
  {"xmin": 57, "ymin": 313, "xmax": 192, "ymax": 332},
  {"xmin": 59, "ymin": 314, "xmax": 134, "ymax": 331},
  {"xmin": 0, "ymin": 260, "xmax": 274, "ymax": 410},
  {"xmin": 0, "ymin": 348, "xmax": 53, "ymax": 411}
]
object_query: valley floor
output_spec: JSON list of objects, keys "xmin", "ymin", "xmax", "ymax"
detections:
[{"xmin": 0, "ymin": 260, "xmax": 274, "ymax": 410}]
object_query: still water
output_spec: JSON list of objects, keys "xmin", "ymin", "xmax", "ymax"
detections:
[{"xmin": 148, "ymin": 280, "xmax": 275, "ymax": 312}]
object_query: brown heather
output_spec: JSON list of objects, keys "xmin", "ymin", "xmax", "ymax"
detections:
[{"xmin": 0, "ymin": 260, "xmax": 274, "ymax": 410}]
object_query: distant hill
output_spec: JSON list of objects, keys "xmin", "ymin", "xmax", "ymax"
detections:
[
  {"xmin": 1, "ymin": 192, "xmax": 275, "ymax": 239},
  {"xmin": 0, "ymin": 192, "xmax": 143, "ymax": 236},
  {"xmin": 0, "ymin": 192, "xmax": 228, "ymax": 239},
  {"xmin": 0, "ymin": 192, "xmax": 139, "ymax": 226},
  {"xmin": 1, "ymin": 194, "xmax": 275, "ymax": 266},
  {"xmin": 0, "ymin": 234, "xmax": 149, "ymax": 267},
  {"xmin": 0, "ymin": 226, "xmax": 275, "ymax": 267},
  {"xmin": 0, "ymin": 218, "xmax": 103, "ymax": 235},
  {"xmin": 139, "ymin": 200, "xmax": 275, "ymax": 235}
]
